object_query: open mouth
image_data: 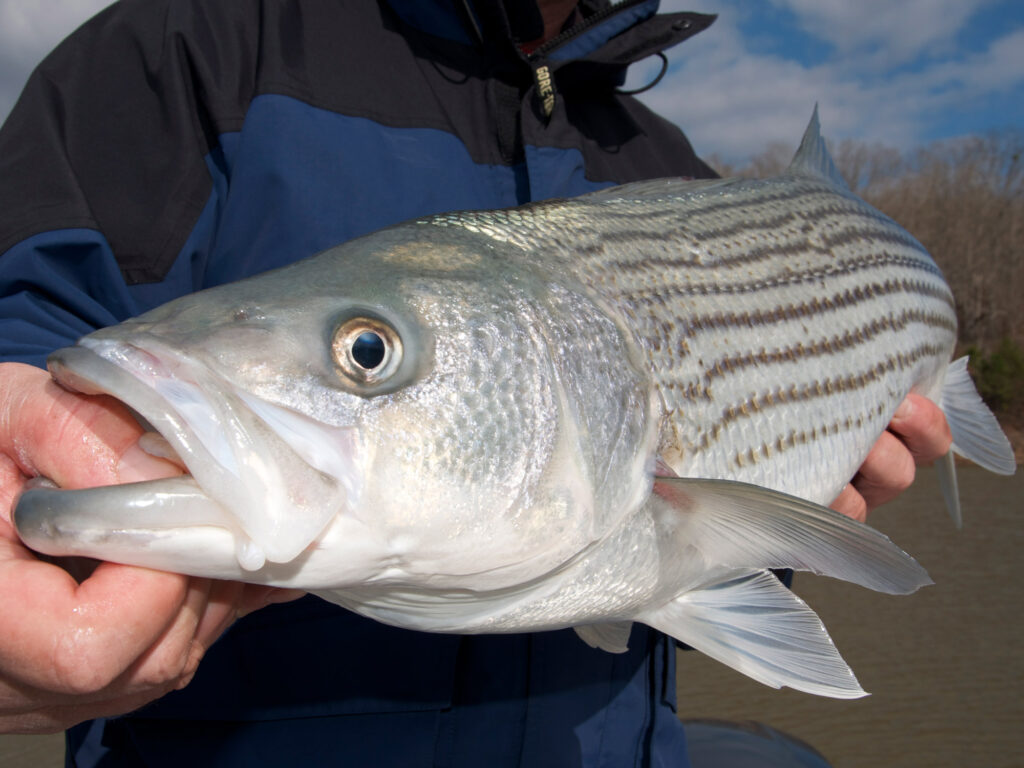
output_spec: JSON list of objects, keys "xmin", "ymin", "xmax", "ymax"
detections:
[{"xmin": 16, "ymin": 338, "xmax": 361, "ymax": 571}]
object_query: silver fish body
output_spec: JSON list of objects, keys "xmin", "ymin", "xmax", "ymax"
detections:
[
  {"xmin": 439, "ymin": 170, "xmax": 959, "ymax": 506},
  {"xmin": 15, "ymin": 110, "xmax": 1015, "ymax": 698}
]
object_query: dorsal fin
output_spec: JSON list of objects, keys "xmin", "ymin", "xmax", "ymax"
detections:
[{"xmin": 787, "ymin": 105, "xmax": 850, "ymax": 190}]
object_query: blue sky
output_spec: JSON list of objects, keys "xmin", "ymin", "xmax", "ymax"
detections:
[
  {"xmin": 629, "ymin": 0, "xmax": 1024, "ymax": 162},
  {"xmin": 1, "ymin": 0, "xmax": 1022, "ymax": 164}
]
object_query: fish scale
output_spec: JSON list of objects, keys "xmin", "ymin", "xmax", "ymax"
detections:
[
  {"xmin": 429, "ymin": 170, "xmax": 959, "ymax": 504},
  {"xmin": 14, "ymin": 109, "xmax": 1015, "ymax": 699}
]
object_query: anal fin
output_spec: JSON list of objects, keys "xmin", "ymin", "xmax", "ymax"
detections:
[{"xmin": 638, "ymin": 569, "xmax": 867, "ymax": 699}]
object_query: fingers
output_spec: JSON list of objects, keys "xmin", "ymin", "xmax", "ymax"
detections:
[
  {"xmin": 0, "ymin": 362, "xmax": 180, "ymax": 492},
  {"xmin": 830, "ymin": 484, "xmax": 868, "ymax": 522},
  {"xmin": 887, "ymin": 393, "xmax": 953, "ymax": 464},
  {"xmin": 831, "ymin": 432, "xmax": 915, "ymax": 521},
  {"xmin": 831, "ymin": 394, "xmax": 953, "ymax": 521},
  {"xmin": 0, "ymin": 363, "xmax": 277, "ymax": 731},
  {"xmin": 0, "ymin": 559, "xmax": 263, "ymax": 732},
  {"xmin": 0, "ymin": 554, "xmax": 190, "ymax": 695}
]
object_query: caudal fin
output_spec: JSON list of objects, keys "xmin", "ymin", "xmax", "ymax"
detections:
[
  {"xmin": 936, "ymin": 357, "xmax": 1016, "ymax": 526},
  {"xmin": 941, "ymin": 357, "xmax": 1016, "ymax": 474}
]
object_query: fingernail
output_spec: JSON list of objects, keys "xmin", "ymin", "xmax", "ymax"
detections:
[
  {"xmin": 892, "ymin": 398, "xmax": 914, "ymax": 421},
  {"xmin": 117, "ymin": 442, "xmax": 185, "ymax": 483}
]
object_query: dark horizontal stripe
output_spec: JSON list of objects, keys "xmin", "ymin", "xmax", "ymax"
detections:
[
  {"xmin": 694, "ymin": 341, "xmax": 949, "ymax": 452},
  {"xmin": 523, "ymin": 186, "xmax": 863, "ymax": 255},
  {"xmin": 626, "ymin": 275, "xmax": 955, "ymax": 344},
  {"xmin": 603, "ymin": 222, "xmax": 929, "ymax": 276},
  {"xmin": 698, "ymin": 308, "xmax": 957, "ymax": 384},
  {"xmin": 731, "ymin": 401, "xmax": 890, "ymax": 470},
  {"xmin": 595, "ymin": 189, "xmax": 901, "ymax": 247},
  {"xmin": 604, "ymin": 179, "xmax": 834, "ymax": 221}
]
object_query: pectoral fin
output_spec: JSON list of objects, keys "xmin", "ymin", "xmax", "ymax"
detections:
[
  {"xmin": 638, "ymin": 569, "xmax": 866, "ymax": 699},
  {"xmin": 652, "ymin": 477, "xmax": 931, "ymax": 594}
]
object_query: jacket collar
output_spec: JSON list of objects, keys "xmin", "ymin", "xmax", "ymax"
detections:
[{"xmin": 384, "ymin": 0, "xmax": 714, "ymax": 68}]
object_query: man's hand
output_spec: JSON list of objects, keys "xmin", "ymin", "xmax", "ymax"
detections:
[
  {"xmin": 831, "ymin": 393, "xmax": 953, "ymax": 521},
  {"xmin": 0, "ymin": 363, "xmax": 301, "ymax": 733}
]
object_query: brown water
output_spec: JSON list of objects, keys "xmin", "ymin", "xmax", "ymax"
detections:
[
  {"xmin": 2, "ymin": 466, "xmax": 1020, "ymax": 767},
  {"xmin": 676, "ymin": 465, "xmax": 1023, "ymax": 767}
]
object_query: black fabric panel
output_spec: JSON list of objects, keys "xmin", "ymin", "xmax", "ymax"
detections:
[
  {"xmin": 0, "ymin": 0, "xmax": 257, "ymax": 276},
  {"xmin": 571, "ymin": 94, "xmax": 719, "ymax": 183},
  {"xmin": 0, "ymin": 0, "xmax": 715, "ymax": 284}
]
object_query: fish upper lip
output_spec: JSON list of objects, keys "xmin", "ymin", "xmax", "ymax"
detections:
[
  {"xmin": 49, "ymin": 341, "xmax": 215, "ymax": 480},
  {"xmin": 47, "ymin": 339, "xmax": 355, "ymax": 564}
]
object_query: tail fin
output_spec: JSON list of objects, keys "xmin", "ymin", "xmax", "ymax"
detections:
[{"xmin": 937, "ymin": 357, "xmax": 1017, "ymax": 526}]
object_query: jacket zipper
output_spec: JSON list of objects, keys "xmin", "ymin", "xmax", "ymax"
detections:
[{"xmin": 528, "ymin": 0, "xmax": 654, "ymax": 60}]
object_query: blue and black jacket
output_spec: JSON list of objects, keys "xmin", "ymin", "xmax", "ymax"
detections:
[{"xmin": 0, "ymin": 1, "xmax": 718, "ymax": 765}]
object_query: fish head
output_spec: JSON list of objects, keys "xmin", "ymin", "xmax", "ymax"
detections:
[{"xmin": 27, "ymin": 221, "xmax": 657, "ymax": 591}]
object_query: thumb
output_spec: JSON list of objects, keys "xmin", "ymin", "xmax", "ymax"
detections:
[{"xmin": 1, "ymin": 363, "xmax": 180, "ymax": 489}]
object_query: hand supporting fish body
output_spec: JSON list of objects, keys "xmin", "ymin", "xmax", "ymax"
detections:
[{"xmin": 15, "ymin": 110, "xmax": 1015, "ymax": 698}]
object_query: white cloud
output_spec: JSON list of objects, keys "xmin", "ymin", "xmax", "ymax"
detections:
[
  {"xmin": 632, "ymin": 1, "xmax": 1024, "ymax": 165},
  {"xmin": 768, "ymin": 0, "xmax": 998, "ymax": 66}
]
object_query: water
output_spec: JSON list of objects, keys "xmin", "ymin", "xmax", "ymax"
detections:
[
  {"xmin": 676, "ymin": 465, "xmax": 1023, "ymax": 768},
  {"xmin": 2, "ymin": 466, "xmax": 1019, "ymax": 766}
]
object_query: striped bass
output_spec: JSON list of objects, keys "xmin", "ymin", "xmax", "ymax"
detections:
[{"xmin": 14, "ymin": 109, "xmax": 1015, "ymax": 698}]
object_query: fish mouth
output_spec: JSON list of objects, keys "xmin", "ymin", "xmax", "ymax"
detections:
[{"xmin": 16, "ymin": 339, "xmax": 361, "ymax": 571}]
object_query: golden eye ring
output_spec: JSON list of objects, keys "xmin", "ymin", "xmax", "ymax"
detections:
[{"xmin": 332, "ymin": 316, "xmax": 403, "ymax": 385}]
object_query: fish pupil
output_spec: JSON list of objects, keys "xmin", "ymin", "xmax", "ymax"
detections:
[{"xmin": 351, "ymin": 331, "xmax": 386, "ymax": 369}]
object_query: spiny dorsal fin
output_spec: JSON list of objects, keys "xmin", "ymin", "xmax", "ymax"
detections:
[{"xmin": 787, "ymin": 105, "xmax": 850, "ymax": 191}]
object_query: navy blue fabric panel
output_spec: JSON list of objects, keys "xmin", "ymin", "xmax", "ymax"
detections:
[
  {"xmin": 124, "ymin": 597, "xmax": 461, "ymax": 721},
  {"xmin": 125, "ymin": 150, "xmax": 228, "ymax": 310},
  {"xmin": 201, "ymin": 94, "xmax": 526, "ymax": 287},
  {"xmin": 548, "ymin": 0, "xmax": 660, "ymax": 62},
  {"xmin": 524, "ymin": 145, "xmax": 614, "ymax": 201},
  {"xmin": 435, "ymin": 633, "xmax": 531, "ymax": 767},
  {"xmin": 0, "ymin": 230, "xmax": 140, "ymax": 366},
  {"xmin": 435, "ymin": 626, "xmax": 680, "ymax": 768},
  {"xmin": 68, "ymin": 711, "xmax": 446, "ymax": 768},
  {"xmin": 387, "ymin": 0, "xmax": 478, "ymax": 45},
  {"xmin": 64, "ymin": 603, "xmax": 688, "ymax": 768},
  {"xmin": 520, "ymin": 625, "xmax": 651, "ymax": 768}
]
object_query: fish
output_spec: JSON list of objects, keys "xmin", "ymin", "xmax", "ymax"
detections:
[{"xmin": 14, "ymin": 109, "xmax": 1016, "ymax": 699}]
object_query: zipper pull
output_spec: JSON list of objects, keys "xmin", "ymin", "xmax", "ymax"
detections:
[{"xmin": 532, "ymin": 63, "xmax": 556, "ymax": 119}]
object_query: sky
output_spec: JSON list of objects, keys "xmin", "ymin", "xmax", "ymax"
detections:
[{"xmin": 1, "ymin": 0, "xmax": 1022, "ymax": 164}]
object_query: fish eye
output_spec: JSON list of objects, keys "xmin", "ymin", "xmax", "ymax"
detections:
[
  {"xmin": 351, "ymin": 331, "xmax": 386, "ymax": 369},
  {"xmin": 332, "ymin": 317, "xmax": 403, "ymax": 386}
]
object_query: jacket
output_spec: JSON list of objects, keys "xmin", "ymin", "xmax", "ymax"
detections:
[{"xmin": 0, "ymin": 1, "xmax": 717, "ymax": 765}]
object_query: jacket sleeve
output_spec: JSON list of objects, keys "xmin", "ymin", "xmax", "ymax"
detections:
[{"xmin": 0, "ymin": 0, "xmax": 255, "ymax": 366}]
